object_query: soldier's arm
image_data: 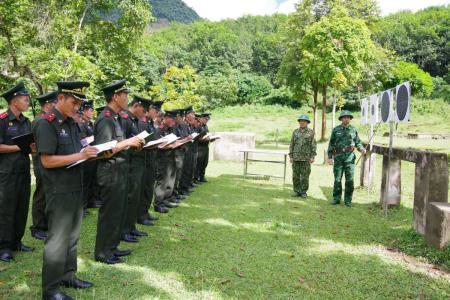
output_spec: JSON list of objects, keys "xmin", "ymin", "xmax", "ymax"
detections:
[
  {"xmin": 94, "ymin": 118, "xmax": 115, "ymax": 145},
  {"xmin": 327, "ymin": 129, "xmax": 336, "ymax": 159},
  {"xmin": 36, "ymin": 120, "xmax": 96, "ymax": 168},
  {"xmin": 288, "ymin": 130, "xmax": 295, "ymax": 159},
  {"xmin": 311, "ymin": 131, "xmax": 317, "ymax": 159},
  {"xmin": 354, "ymin": 129, "xmax": 364, "ymax": 152}
]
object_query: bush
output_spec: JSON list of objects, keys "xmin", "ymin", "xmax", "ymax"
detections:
[
  {"xmin": 431, "ymin": 76, "xmax": 450, "ymax": 102},
  {"xmin": 236, "ymin": 73, "xmax": 273, "ymax": 104},
  {"xmin": 389, "ymin": 61, "xmax": 434, "ymax": 97},
  {"xmin": 262, "ymin": 86, "xmax": 301, "ymax": 108}
]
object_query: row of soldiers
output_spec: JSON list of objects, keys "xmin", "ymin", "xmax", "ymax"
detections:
[{"xmin": 0, "ymin": 79, "xmax": 213, "ymax": 300}]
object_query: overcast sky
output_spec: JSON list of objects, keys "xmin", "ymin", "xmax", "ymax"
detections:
[{"xmin": 183, "ymin": 0, "xmax": 449, "ymax": 21}]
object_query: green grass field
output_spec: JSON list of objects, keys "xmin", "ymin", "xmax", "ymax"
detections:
[{"xmin": 1, "ymin": 99, "xmax": 449, "ymax": 299}]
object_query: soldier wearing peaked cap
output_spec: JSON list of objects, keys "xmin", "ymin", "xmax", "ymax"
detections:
[
  {"xmin": 195, "ymin": 113, "xmax": 211, "ymax": 183},
  {"xmin": 172, "ymin": 108, "xmax": 190, "ymax": 202},
  {"xmin": 137, "ymin": 99, "xmax": 160, "ymax": 223},
  {"xmin": 327, "ymin": 110, "xmax": 366, "ymax": 207},
  {"xmin": 93, "ymin": 79, "xmax": 144, "ymax": 265},
  {"xmin": 179, "ymin": 106, "xmax": 197, "ymax": 195},
  {"xmin": 0, "ymin": 82, "xmax": 34, "ymax": 263},
  {"xmin": 289, "ymin": 114, "xmax": 317, "ymax": 198},
  {"xmin": 34, "ymin": 81, "xmax": 99, "ymax": 299},
  {"xmin": 153, "ymin": 110, "xmax": 179, "ymax": 213},
  {"xmin": 30, "ymin": 91, "xmax": 58, "ymax": 241},
  {"xmin": 120, "ymin": 96, "xmax": 149, "ymax": 242}
]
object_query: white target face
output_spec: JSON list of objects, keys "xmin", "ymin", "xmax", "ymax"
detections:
[
  {"xmin": 360, "ymin": 98, "xmax": 368, "ymax": 125},
  {"xmin": 380, "ymin": 90, "xmax": 393, "ymax": 123},
  {"xmin": 369, "ymin": 94, "xmax": 379, "ymax": 125},
  {"xmin": 395, "ymin": 82, "xmax": 410, "ymax": 123}
]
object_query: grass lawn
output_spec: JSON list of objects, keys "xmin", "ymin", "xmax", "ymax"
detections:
[{"xmin": 1, "ymin": 99, "xmax": 449, "ymax": 299}]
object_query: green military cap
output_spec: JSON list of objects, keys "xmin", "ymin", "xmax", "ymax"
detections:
[
  {"xmin": 297, "ymin": 114, "xmax": 310, "ymax": 123},
  {"xmin": 56, "ymin": 81, "xmax": 89, "ymax": 101},
  {"xmin": 36, "ymin": 91, "xmax": 58, "ymax": 106},
  {"xmin": 1, "ymin": 82, "xmax": 30, "ymax": 103},
  {"xmin": 338, "ymin": 110, "xmax": 354, "ymax": 120},
  {"xmin": 140, "ymin": 99, "xmax": 152, "ymax": 112},
  {"xmin": 201, "ymin": 113, "xmax": 211, "ymax": 119},
  {"xmin": 195, "ymin": 113, "xmax": 202, "ymax": 118},
  {"xmin": 101, "ymin": 79, "xmax": 130, "ymax": 99},
  {"xmin": 130, "ymin": 95, "xmax": 148, "ymax": 106}
]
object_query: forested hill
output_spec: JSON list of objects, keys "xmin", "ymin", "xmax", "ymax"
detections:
[{"xmin": 150, "ymin": 0, "xmax": 200, "ymax": 23}]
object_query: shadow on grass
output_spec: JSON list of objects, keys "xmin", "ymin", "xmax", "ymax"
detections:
[{"xmin": 1, "ymin": 175, "xmax": 449, "ymax": 299}]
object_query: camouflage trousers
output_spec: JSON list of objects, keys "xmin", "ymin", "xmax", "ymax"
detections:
[
  {"xmin": 332, "ymin": 153, "xmax": 355, "ymax": 204},
  {"xmin": 292, "ymin": 161, "xmax": 311, "ymax": 194}
]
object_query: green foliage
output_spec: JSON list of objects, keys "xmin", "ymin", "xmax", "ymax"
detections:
[
  {"xmin": 197, "ymin": 73, "xmax": 238, "ymax": 109},
  {"xmin": 374, "ymin": 5, "xmax": 450, "ymax": 77},
  {"xmin": 261, "ymin": 86, "xmax": 298, "ymax": 107},
  {"xmin": 236, "ymin": 73, "xmax": 273, "ymax": 105},
  {"xmin": 431, "ymin": 76, "xmax": 450, "ymax": 101},
  {"xmin": 150, "ymin": 0, "xmax": 200, "ymax": 23},
  {"xmin": 389, "ymin": 61, "xmax": 434, "ymax": 97},
  {"xmin": 150, "ymin": 65, "xmax": 203, "ymax": 110}
]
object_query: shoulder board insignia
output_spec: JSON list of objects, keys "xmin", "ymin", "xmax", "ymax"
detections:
[
  {"xmin": 104, "ymin": 111, "xmax": 112, "ymax": 118},
  {"xmin": 0, "ymin": 112, "xmax": 8, "ymax": 119},
  {"xmin": 45, "ymin": 113, "xmax": 56, "ymax": 122},
  {"xmin": 119, "ymin": 111, "xmax": 129, "ymax": 119}
]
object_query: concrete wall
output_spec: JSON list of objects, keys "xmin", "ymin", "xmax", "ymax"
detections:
[{"xmin": 210, "ymin": 132, "xmax": 256, "ymax": 162}]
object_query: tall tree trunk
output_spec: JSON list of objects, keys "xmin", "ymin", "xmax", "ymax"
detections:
[
  {"xmin": 312, "ymin": 85, "xmax": 318, "ymax": 135},
  {"xmin": 332, "ymin": 89, "xmax": 336, "ymax": 131},
  {"xmin": 321, "ymin": 85, "xmax": 327, "ymax": 141}
]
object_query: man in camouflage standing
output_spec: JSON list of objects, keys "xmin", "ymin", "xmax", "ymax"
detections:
[
  {"xmin": 289, "ymin": 114, "xmax": 316, "ymax": 198},
  {"xmin": 327, "ymin": 110, "xmax": 366, "ymax": 207}
]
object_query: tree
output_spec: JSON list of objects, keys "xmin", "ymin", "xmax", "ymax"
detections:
[
  {"xmin": 150, "ymin": 65, "xmax": 204, "ymax": 110},
  {"xmin": 278, "ymin": 0, "xmax": 380, "ymax": 133},
  {"xmin": 388, "ymin": 61, "xmax": 434, "ymax": 97},
  {"xmin": 298, "ymin": 7, "xmax": 376, "ymax": 140}
]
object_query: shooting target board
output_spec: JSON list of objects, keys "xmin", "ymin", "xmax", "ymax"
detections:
[
  {"xmin": 369, "ymin": 94, "xmax": 379, "ymax": 125},
  {"xmin": 395, "ymin": 82, "xmax": 411, "ymax": 123},
  {"xmin": 380, "ymin": 89, "xmax": 394, "ymax": 123},
  {"xmin": 360, "ymin": 98, "xmax": 368, "ymax": 125}
]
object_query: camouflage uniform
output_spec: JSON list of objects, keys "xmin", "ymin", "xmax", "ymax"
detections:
[
  {"xmin": 327, "ymin": 124, "xmax": 364, "ymax": 205},
  {"xmin": 289, "ymin": 127, "xmax": 316, "ymax": 195}
]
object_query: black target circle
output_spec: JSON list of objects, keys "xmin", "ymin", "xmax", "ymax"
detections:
[
  {"xmin": 396, "ymin": 85, "xmax": 409, "ymax": 121},
  {"xmin": 381, "ymin": 92, "xmax": 390, "ymax": 122}
]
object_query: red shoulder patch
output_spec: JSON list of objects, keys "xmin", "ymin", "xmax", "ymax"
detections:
[
  {"xmin": 119, "ymin": 111, "xmax": 129, "ymax": 119},
  {"xmin": 45, "ymin": 113, "xmax": 56, "ymax": 122},
  {"xmin": 140, "ymin": 117, "xmax": 147, "ymax": 122},
  {"xmin": 104, "ymin": 111, "xmax": 112, "ymax": 118},
  {"xmin": 0, "ymin": 112, "xmax": 8, "ymax": 119}
]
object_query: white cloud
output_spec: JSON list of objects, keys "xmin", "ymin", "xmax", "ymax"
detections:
[{"xmin": 183, "ymin": 0, "xmax": 449, "ymax": 21}]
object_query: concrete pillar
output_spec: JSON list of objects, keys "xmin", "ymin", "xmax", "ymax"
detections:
[
  {"xmin": 425, "ymin": 202, "xmax": 450, "ymax": 249},
  {"xmin": 360, "ymin": 152, "xmax": 376, "ymax": 187},
  {"xmin": 413, "ymin": 153, "xmax": 449, "ymax": 235},
  {"xmin": 379, "ymin": 156, "xmax": 401, "ymax": 206}
]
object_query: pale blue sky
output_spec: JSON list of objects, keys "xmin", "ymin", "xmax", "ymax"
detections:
[{"xmin": 183, "ymin": 0, "xmax": 450, "ymax": 21}]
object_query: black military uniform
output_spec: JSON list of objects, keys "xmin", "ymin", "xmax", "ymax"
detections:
[
  {"xmin": 94, "ymin": 80, "xmax": 133, "ymax": 264},
  {"xmin": 35, "ymin": 81, "xmax": 93, "ymax": 299},
  {"xmin": 77, "ymin": 100, "xmax": 97, "ymax": 215},
  {"xmin": 0, "ymin": 82, "xmax": 33, "ymax": 263},
  {"xmin": 196, "ymin": 113, "xmax": 211, "ymax": 183},
  {"xmin": 138, "ymin": 100, "xmax": 161, "ymax": 223},
  {"xmin": 173, "ymin": 109, "xmax": 189, "ymax": 200},
  {"xmin": 30, "ymin": 91, "xmax": 58, "ymax": 241},
  {"xmin": 179, "ymin": 106, "xmax": 196, "ymax": 195},
  {"xmin": 154, "ymin": 111, "xmax": 178, "ymax": 213},
  {"xmin": 121, "ymin": 97, "xmax": 148, "ymax": 241}
]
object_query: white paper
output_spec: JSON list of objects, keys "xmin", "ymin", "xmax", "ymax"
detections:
[
  {"xmin": 136, "ymin": 130, "xmax": 150, "ymax": 140},
  {"xmin": 144, "ymin": 133, "xmax": 178, "ymax": 148},
  {"xmin": 67, "ymin": 140, "xmax": 118, "ymax": 168},
  {"xmin": 80, "ymin": 136, "xmax": 94, "ymax": 147}
]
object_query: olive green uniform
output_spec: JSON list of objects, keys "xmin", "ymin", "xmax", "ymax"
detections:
[
  {"xmin": 77, "ymin": 119, "xmax": 96, "ymax": 210},
  {"xmin": 94, "ymin": 106, "xmax": 130, "ymax": 261},
  {"xmin": 327, "ymin": 124, "xmax": 364, "ymax": 204},
  {"xmin": 289, "ymin": 127, "xmax": 317, "ymax": 195},
  {"xmin": 0, "ymin": 109, "xmax": 31, "ymax": 256},
  {"xmin": 34, "ymin": 108, "xmax": 84, "ymax": 294},
  {"xmin": 30, "ymin": 112, "xmax": 48, "ymax": 234}
]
